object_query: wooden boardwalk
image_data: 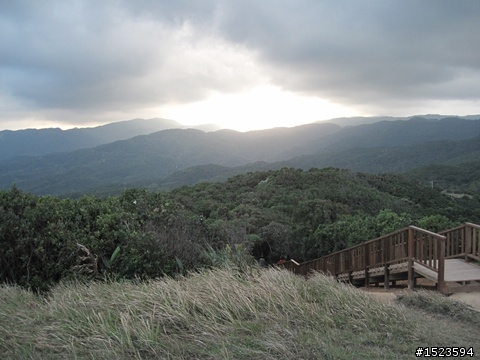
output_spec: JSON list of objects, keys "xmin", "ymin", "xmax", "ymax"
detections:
[{"xmin": 282, "ymin": 223, "xmax": 480, "ymax": 294}]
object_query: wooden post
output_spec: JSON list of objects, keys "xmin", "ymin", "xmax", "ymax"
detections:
[
  {"xmin": 364, "ymin": 243, "xmax": 370, "ymax": 288},
  {"xmin": 333, "ymin": 254, "xmax": 337, "ymax": 277},
  {"xmin": 346, "ymin": 249, "xmax": 352, "ymax": 284},
  {"xmin": 408, "ymin": 227, "xmax": 415, "ymax": 290},
  {"xmin": 346, "ymin": 251, "xmax": 350, "ymax": 274},
  {"xmin": 437, "ymin": 236, "xmax": 446, "ymax": 294},
  {"xmin": 465, "ymin": 224, "xmax": 472, "ymax": 263},
  {"xmin": 384, "ymin": 236, "xmax": 390, "ymax": 290}
]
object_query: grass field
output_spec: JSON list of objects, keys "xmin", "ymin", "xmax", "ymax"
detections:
[{"xmin": 1, "ymin": 266, "xmax": 479, "ymax": 359}]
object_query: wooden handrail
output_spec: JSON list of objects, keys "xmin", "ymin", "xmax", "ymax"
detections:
[
  {"xmin": 438, "ymin": 224, "xmax": 465, "ymax": 234},
  {"xmin": 303, "ymin": 226, "xmax": 411, "ymax": 262},
  {"xmin": 465, "ymin": 222, "xmax": 480, "ymax": 230},
  {"xmin": 409, "ymin": 225, "xmax": 446, "ymax": 240}
]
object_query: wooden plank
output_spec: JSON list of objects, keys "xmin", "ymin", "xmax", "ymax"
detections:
[
  {"xmin": 443, "ymin": 259, "xmax": 480, "ymax": 282},
  {"xmin": 413, "ymin": 259, "xmax": 480, "ymax": 283},
  {"xmin": 352, "ymin": 270, "xmax": 367, "ymax": 280},
  {"xmin": 413, "ymin": 262, "xmax": 438, "ymax": 283},
  {"xmin": 468, "ymin": 254, "xmax": 480, "ymax": 262},
  {"xmin": 386, "ymin": 257, "xmax": 408, "ymax": 265},
  {"xmin": 415, "ymin": 259, "xmax": 438, "ymax": 272},
  {"xmin": 389, "ymin": 262, "xmax": 408, "ymax": 274},
  {"xmin": 368, "ymin": 266, "xmax": 384, "ymax": 274}
]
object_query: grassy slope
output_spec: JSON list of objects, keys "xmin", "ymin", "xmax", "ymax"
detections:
[{"xmin": 1, "ymin": 267, "xmax": 478, "ymax": 359}]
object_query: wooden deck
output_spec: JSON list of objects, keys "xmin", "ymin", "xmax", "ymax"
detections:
[
  {"xmin": 282, "ymin": 223, "xmax": 480, "ymax": 294},
  {"xmin": 415, "ymin": 259, "xmax": 480, "ymax": 282}
]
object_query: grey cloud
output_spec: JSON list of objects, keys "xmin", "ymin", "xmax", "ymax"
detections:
[
  {"xmin": 117, "ymin": 0, "xmax": 218, "ymax": 25},
  {"xmin": 0, "ymin": 0, "xmax": 252, "ymax": 125},
  {"xmin": 0, "ymin": 0, "xmax": 479, "ymax": 127},
  {"xmin": 214, "ymin": 0, "xmax": 480, "ymax": 107}
]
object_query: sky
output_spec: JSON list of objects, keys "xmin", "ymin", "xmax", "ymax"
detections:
[{"xmin": 1, "ymin": 1, "xmax": 479, "ymax": 132}]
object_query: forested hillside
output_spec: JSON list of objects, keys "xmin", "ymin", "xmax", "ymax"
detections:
[
  {"xmin": 405, "ymin": 159, "xmax": 480, "ymax": 194},
  {"xmin": 278, "ymin": 134, "xmax": 480, "ymax": 173},
  {"xmin": 139, "ymin": 135, "xmax": 480, "ymax": 193},
  {"xmin": 0, "ymin": 123, "xmax": 340, "ymax": 195},
  {"xmin": 2, "ymin": 168, "xmax": 478, "ymax": 291},
  {"xmin": 2, "ymin": 117, "xmax": 480, "ymax": 196}
]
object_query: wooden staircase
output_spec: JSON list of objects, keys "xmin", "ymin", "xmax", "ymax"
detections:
[{"xmin": 282, "ymin": 223, "xmax": 480, "ymax": 294}]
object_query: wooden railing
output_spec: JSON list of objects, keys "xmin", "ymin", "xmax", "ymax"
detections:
[
  {"xmin": 282, "ymin": 225, "xmax": 456, "ymax": 293},
  {"xmin": 439, "ymin": 223, "xmax": 480, "ymax": 262},
  {"xmin": 409, "ymin": 226, "xmax": 446, "ymax": 292}
]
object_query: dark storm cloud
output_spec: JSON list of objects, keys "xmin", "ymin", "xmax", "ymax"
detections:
[
  {"xmin": 0, "ymin": 0, "xmax": 252, "ymax": 125},
  {"xmin": 0, "ymin": 0, "xmax": 479, "ymax": 127},
  {"xmin": 1, "ymin": 2, "xmax": 191, "ymax": 106},
  {"xmin": 215, "ymin": 0, "xmax": 480, "ymax": 109}
]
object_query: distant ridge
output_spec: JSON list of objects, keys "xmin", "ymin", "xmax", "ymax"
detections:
[
  {"xmin": 323, "ymin": 114, "xmax": 480, "ymax": 127},
  {"xmin": 0, "ymin": 118, "xmax": 220, "ymax": 162}
]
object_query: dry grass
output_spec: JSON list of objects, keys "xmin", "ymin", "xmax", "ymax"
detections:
[
  {"xmin": 1, "ymin": 266, "xmax": 479, "ymax": 359},
  {"xmin": 396, "ymin": 289, "xmax": 480, "ymax": 327}
]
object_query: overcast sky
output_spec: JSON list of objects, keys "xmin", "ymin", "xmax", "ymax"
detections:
[{"xmin": 1, "ymin": 1, "xmax": 479, "ymax": 131}]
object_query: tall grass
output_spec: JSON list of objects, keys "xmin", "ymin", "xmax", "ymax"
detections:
[{"xmin": 1, "ymin": 266, "xmax": 478, "ymax": 359}]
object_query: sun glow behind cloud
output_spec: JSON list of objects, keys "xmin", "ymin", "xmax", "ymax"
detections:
[
  {"xmin": 161, "ymin": 85, "xmax": 360, "ymax": 131},
  {"xmin": 1, "ymin": 2, "xmax": 479, "ymax": 132}
]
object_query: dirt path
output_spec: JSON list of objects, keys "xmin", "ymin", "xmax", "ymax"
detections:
[
  {"xmin": 450, "ymin": 292, "xmax": 480, "ymax": 312},
  {"xmin": 362, "ymin": 287, "xmax": 480, "ymax": 312}
]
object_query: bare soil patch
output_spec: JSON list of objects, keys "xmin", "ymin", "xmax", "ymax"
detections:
[
  {"xmin": 360, "ymin": 279, "xmax": 480, "ymax": 312},
  {"xmin": 450, "ymin": 292, "xmax": 480, "ymax": 312}
]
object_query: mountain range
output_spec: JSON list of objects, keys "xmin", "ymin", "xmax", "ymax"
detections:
[
  {"xmin": 0, "ymin": 118, "xmax": 220, "ymax": 163},
  {"xmin": 1, "ymin": 115, "xmax": 479, "ymax": 196}
]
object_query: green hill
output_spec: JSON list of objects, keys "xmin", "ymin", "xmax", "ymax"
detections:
[
  {"xmin": 132, "ymin": 135, "xmax": 480, "ymax": 194},
  {"xmin": 2, "ymin": 168, "xmax": 478, "ymax": 291},
  {"xmin": 279, "ymin": 135, "xmax": 480, "ymax": 173}
]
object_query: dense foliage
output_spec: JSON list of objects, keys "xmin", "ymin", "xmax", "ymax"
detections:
[
  {"xmin": 406, "ymin": 159, "xmax": 480, "ymax": 195},
  {"xmin": 1, "ymin": 168, "xmax": 479, "ymax": 291}
]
